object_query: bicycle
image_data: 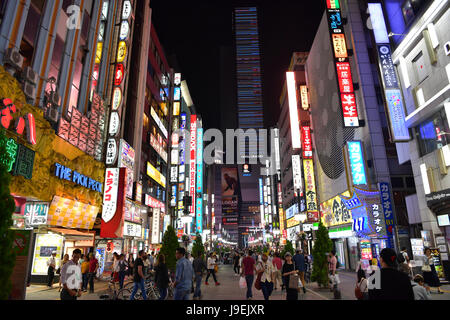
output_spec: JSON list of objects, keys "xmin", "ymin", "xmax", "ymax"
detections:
[
  {"xmin": 100, "ymin": 280, "xmax": 132, "ymax": 300},
  {"xmin": 132, "ymin": 276, "xmax": 160, "ymax": 300}
]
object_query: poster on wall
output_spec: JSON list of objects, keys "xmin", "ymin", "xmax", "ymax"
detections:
[
  {"xmin": 31, "ymin": 233, "xmax": 63, "ymax": 275},
  {"xmin": 221, "ymin": 167, "xmax": 240, "ymax": 197}
]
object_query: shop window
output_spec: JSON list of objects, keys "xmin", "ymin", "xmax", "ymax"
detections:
[
  {"xmin": 401, "ymin": 0, "xmax": 432, "ymax": 26},
  {"xmin": 46, "ymin": 35, "xmax": 65, "ymax": 94},
  {"xmin": 416, "ymin": 110, "xmax": 450, "ymax": 157},
  {"xmin": 20, "ymin": 0, "xmax": 45, "ymax": 66}
]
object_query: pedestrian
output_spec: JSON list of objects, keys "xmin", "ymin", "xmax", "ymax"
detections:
[
  {"xmin": 187, "ymin": 252, "xmax": 194, "ymax": 264},
  {"xmin": 411, "ymin": 274, "xmax": 432, "ymax": 300},
  {"xmin": 130, "ymin": 250, "xmax": 147, "ymax": 300},
  {"xmin": 127, "ymin": 254, "xmax": 135, "ymax": 279},
  {"xmin": 88, "ymin": 252, "xmax": 99, "ymax": 293},
  {"xmin": 149, "ymin": 252, "xmax": 155, "ymax": 271},
  {"xmin": 142, "ymin": 252, "xmax": 150, "ymax": 276},
  {"xmin": 154, "ymin": 253, "xmax": 169, "ymax": 300},
  {"xmin": 282, "ymin": 252, "xmax": 298, "ymax": 300},
  {"xmin": 293, "ymin": 249, "xmax": 307, "ymax": 293},
  {"xmin": 241, "ymin": 250, "xmax": 256, "ymax": 300},
  {"xmin": 328, "ymin": 250, "xmax": 338, "ymax": 291},
  {"xmin": 46, "ymin": 251, "xmax": 57, "ymax": 288},
  {"xmin": 398, "ymin": 247, "xmax": 411, "ymax": 276},
  {"xmin": 256, "ymin": 253, "xmax": 275, "ymax": 301},
  {"xmin": 233, "ymin": 252, "xmax": 241, "ymax": 275},
  {"xmin": 81, "ymin": 254, "xmax": 90, "ymax": 292},
  {"xmin": 192, "ymin": 251, "xmax": 207, "ymax": 300},
  {"xmin": 355, "ymin": 269, "xmax": 368, "ymax": 300},
  {"xmin": 58, "ymin": 254, "xmax": 70, "ymax": 292},
  {"xmin": 272, "ymin": 252, "xmax": 282, "ymax": 290},
  {"xmin": 173, "ymin": 247, "xmax": 194, "ymax": 300},
  {"xmin": 368, "ymin": 248, "xmax": 414, "ymax": 300},
  {"xmin": 118, "ymin": 254, "xmax": 127, "ymax": 289},
  {"xmin": 205, "ymin": 252, "xmax": 220, "ymax": 286},
  {"xmin": 60, "ymin": 249, "xmax": 82, "ymax": 301},
  {"xmin": 422, "ymin": 248, "xmax": 443, "ymax": 294}
]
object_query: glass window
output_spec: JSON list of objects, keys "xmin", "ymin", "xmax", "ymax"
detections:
[
  {"xmin": 415, "ymin": 109, "xmax": 450, "ymax": 157},
  {"xmin": 46, "ymin": 35, "xmax": 65, "ymax": 94}
]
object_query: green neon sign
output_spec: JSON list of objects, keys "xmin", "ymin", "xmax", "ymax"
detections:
[{"xmin": 1, "ymin": 137, "xmax": 18, "ymax": 172}]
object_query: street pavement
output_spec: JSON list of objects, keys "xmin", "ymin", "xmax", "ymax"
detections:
[{"xmin": 25, "ymin": 264, "xmax": 450, "ymax": 300}]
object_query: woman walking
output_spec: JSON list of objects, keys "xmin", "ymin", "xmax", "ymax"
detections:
[
  {"xmin": 154, "ymin": 254, "xmax": 170, "ymax": 300},
  {"xmin": 281, "ymin": 252, "xmax": 298, "ymax": 300},
  {"xmin": 81, "ymin": 255, "xmax": 90, "ymax": 292},
  {"xmin": 355, "ymin": 269, "xmax": 368, "ymax": 300},
  {"xmin": 422, "ymin": 248, "xmax": 443, "ymax": 294}
]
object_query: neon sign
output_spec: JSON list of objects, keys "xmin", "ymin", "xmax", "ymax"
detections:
[
  {"xmin": 1, "ymin": 98, "xmax": 37, "ymax": 145},
  {"xmin": 347, "ymin": 141, "xmax": 367, "ymax": 185},
  {"xmin": 54, "ymin": 163, "xmax": 103, "ymax": 192}
]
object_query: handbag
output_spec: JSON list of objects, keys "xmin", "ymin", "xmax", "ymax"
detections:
[
  {"xmin": 355, "ymin": 281, "xmax": 364, "ymax": 300},
  {"xmin": 239, "ymin": 276, "xmax": 246, "ymax": 289},
  {"xmin": 422, "ymin": 257, "xmax": 432, "ymax": 272},
  {"xmin": 214, "ymin": 264, "xmax": 219, "ymax": 273},
  {"xmin": 289, "ymin": 274, "xmax": 299, "ymax": 289},
  {"xmin": 254, "ymin": 262, "xmax": 263, "ymax": 290}
]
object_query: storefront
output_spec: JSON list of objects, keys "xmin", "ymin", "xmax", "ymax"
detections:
[{"xmin": 0, "ymin": 66, "xmax": 105, "ymax": 284}]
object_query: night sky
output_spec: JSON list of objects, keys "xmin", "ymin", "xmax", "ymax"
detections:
[{"xmin": 150, "ymin": 0, "xmax": 325, "ymax": 130}]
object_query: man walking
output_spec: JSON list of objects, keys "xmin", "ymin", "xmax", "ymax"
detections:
[
  {"xmin": 241, "ymin": 250, "xmax": 256, "ymax": 300},
  {"xmin": 272, "ymin": 252, "xmax": 282, "ymax": 290},
  {"xmin": 130, "ymin": 250, "xmax": 147, "ymax": 300},
  {"xmin": 47, "ymin": 251, "xmax": 57, "ymax": 288},
  {"xmin": 60, "ymin": 249, "xmax": 82, "ymax": 300},
  {"xmin": 174, "ymin": 247, "xmax": 194, "ymax": 300},
  {"xmin": 88, "ymin": 252, "xmax": 98, "ymax": 293},
  {"xmin": 293, "ymin": 249, "xmax": 307, "ymax": 293},
  {"xmin": 398, "ymin": 247, "xmax": 411, "ymax": 276},
  {"xmin": 192, "ymin": 252, "xmax": 207, "ymax": 300},
  {"xmin": 233, "ymin": 252, "xmax": 241, "ymax": 275}
]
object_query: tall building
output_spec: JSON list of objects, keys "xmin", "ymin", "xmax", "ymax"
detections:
[
  {"xmin": 304, "ymin": 0, "xmax": 416, "ymax": 271},
  {"xmin": 381, "ymin": 0, "xmax": 450, "ymax": 267}
]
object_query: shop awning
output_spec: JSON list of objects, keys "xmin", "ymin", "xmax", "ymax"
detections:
[{"xmin": 48, "ymin": 227, "xmax": 95, "ymax": 241}]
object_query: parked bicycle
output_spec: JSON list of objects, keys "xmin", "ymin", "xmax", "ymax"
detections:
[{"xmin": 100, "ymin": 279, "xmax": 132, "ymax": 300}]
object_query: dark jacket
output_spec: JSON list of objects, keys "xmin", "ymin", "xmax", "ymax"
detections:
[
  {"xmin": 293, "ymin": 254, "xmax": 305, "ymax": 272},
  {"xmin": 368, "ymin": 268, "xmax": 414, "ymax": 300},
  {"xmin": 154, "ymin": 263, "xmax": 169, "ymax": 289},
  {"xmin": 193, "ymin": 257, "xmax": 207, "ymax": 274}
]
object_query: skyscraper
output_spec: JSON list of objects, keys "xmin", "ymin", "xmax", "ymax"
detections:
[{"xmin": 234, "ymin": 7, "xmax": 264, "ymax": 159}]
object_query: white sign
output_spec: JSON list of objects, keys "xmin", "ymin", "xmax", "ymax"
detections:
[
  {"xmin": 152, "ymin": 208, "xmax": 160, "ymax": 244},
  {"xmin": 106, "ymin": 138, "xmax": 118, "ymax": 165},
  {"xmin": 109, "ymin": 111, "xmax": 120, "ymax": 136},
  {"xmin": 119, "ymin": 21, "xmax": 129, "ymax": 40},
  {"xmin": 292, "ymin": 155, "xmax": 302, "ymax": 191},
  {"xmin": 122, "ymin": 0, "xmax": 132, "ymax": 20},
  {"xmin": 124, "ymin": 221, "xmax": 142, "ymax": 238},
  {"xmin": 150, "ymin": 107, "xmax": 168, "ymax": 138},
  {"xmin": 112, "ymin": 87, "xmax": 122, "ymax": 111},
  {"xmin": 170, "ymin": 166, "xmax": 178, "ymax": 183},
  {"xmin": 174, "ymin": 73, "xmax": 181, "ymax": 86},
  {"xmin": 102, "ymin": 168, "xmax": 120, "ymax": 223}
]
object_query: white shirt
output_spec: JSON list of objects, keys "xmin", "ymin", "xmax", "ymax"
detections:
[
  {"xmin": 207, "ymin": 257, "xmax": 216, "ymax": 269},
  {"xmin": 47, "ymin": 256, "xmax": 56, "ymax": 268},
  {"xmin": 61, "ymin": 260, "xmax": 82, "ymax": 290},
  {"xmin": 257, "ymin": 261, "xmax": 275, "ymax": 283},
  {"xmin": 358, "ymin": 278, "xmax": 368, "ymax": 293}
]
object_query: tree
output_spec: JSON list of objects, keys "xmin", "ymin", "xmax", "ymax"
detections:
[
  {"xmin": 0, "ymin": 129, "xmax": 17, "ymax": 299},
  {"xmin": 192, "ymin": 232, "xmax": 205, "ymax": 258},
  {"xmin": 281, "ymin": 240, "xmax": 295, "ymax": 258},
  {"xmin": 159, "ymin": 226, "xmax": 179, "ymax": 272},
  {"xmin": 311, "ymin": 221, "xmax": 333, "ymax": 287}
]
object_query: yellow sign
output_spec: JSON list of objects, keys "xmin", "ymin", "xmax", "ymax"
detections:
[
  {"xmin": 279, "ymin": 208, "xmax": 285, "ymax": 233},
  {"xmin": 117, "ymin": 41, "xmax": 127, "ymax": 63},
  {"xmin": 47, "ymin": 196, "xmax": 100, "ymax": 230},
  {"xmin": 303, "ymin": 159, "xmax": 318, "ymax": 213},
  {"xmin": 147, "ymin": 162, "xmax": 166, "ymax": 188},
  {"xmin": 320, "ymin": 191, "xmax": 352, "ymax": 227},
  {"xmin": 332, "ymin": 34, "xmax": 348, "ymax": 58},
  {"xmin": 95, "ymin": 42, "xmax": 103, "ymax": 64},
  {"xmin": 173, "ymin": 102, "xmax": 180, "ymax": 116},
  {"xmin": 31, "ymin": 233, "xmax": 64, "ymax": 275},
  {"xmin": 300, "ymin": 85, "xmax": 309, "ymax": 110},
  {"xmin": 286, "ymin": 217, "xmax": 300, "ymax": 228}
]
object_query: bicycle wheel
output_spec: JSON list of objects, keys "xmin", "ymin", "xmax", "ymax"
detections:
[{"xmin": 117, "ymin": 288, "xmax": 132, "ymax": 300}]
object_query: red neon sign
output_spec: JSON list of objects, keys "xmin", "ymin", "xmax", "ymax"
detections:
[
  {"xmin": 341, "ymin": 93, "xmax": 359, "ymax": 127},
  {"xmin": 302, "ymin": 126, "xmax": 312, "ymax": 158},
  {"xmin": 114, "ymin": 64, "xmax": 124, "ymax": 86},
  {"xmin": 189, "ymin": 115, "xmax": 197, "ymax": 215},
  {"xmin": 1, "ymin": 98, "xmax": 37, "ymax": 145},
  {"xmin": 336, "ymin": 62, "xmax": 354, "ymax": 93}
]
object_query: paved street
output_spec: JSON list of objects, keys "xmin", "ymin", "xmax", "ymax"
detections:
[{"xmin": 24, "ymin": 264, "xmax": 450, "ymax": 300}]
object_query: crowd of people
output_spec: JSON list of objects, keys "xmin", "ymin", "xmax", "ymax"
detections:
[{"xmin": 48, "ymin": 244, "xmax": 445, "ymax": 301}]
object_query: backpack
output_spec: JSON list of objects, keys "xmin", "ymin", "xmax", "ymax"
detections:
[{"xmin": 397, "ymin": 252, "xmax": 406, "ymax": 264}]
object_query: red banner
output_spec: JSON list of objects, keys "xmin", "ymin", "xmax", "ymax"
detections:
[
  {"xmin": 301, "ymin": 126, "xmax": 312, "ymax": 158},
  {"xmin": 101, "ymin": 168, "xmax": 127, "ymax": 238}
]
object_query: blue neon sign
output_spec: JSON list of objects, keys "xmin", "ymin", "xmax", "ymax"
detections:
[
  {"xmin": 347, "ymin": 141, "xmax": 367, "ymax": 185},
  {"xmin": 54, "ymin": 163, "xmax": 102, "ymax": 192},
  {"xmin": 196, "ymin": 128, "xmax": 203, "ymax": 233}
]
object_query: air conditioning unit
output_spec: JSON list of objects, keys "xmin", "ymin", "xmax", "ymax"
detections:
[
  {"xmin": 45, "ymin": 106, "xmax": 59, "ymax": 124},
  {"xmin": 22, "ymin": 66, "xmax": 38, "ymax": 84},
  {"xmin": 4, "ymin": 48, "xmax": 23, "ymax": 69},
  {"xmin": 22, "ymin": 82, "xmax": 36, "ymax": 103},
  {"xmin": 49, "ymin": 91, "xmax": 60, "ymax": 106}
]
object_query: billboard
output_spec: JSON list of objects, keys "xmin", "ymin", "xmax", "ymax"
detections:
[
  {"xmin": 221, "ymin": 167, "xmax": 240, "ymax": 197},
  {"xmin": 303, "ymin": 159, "xmax": 319, "ymax": 222}
]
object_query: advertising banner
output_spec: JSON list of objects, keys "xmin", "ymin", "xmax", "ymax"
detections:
[
  {"xmin": 152, "ymin": 208, "xmax": 160, "ymax": 244},
  {"xmin": 221, "ymin": 167, "xmax": 239, "ymax": 197},
  {"xmin": 47, "ymin": 196, "xmax": 99, "ymax": 229},
  {"xmin": 10, "ymin": 229, "xmax": 32, "ymax": 300},
  {"xmin": 379, "ymin": 182, "xmax": 395, "ymax": 248},
  {"xmin": 101, "ymin": 168, "xmax": 127, "ymax": 238},
  {"xmin": 347, "ymin": 141, "xmax": 368, "ymax": 185},
  {"xmin": 118, "ymin": 139, "xmax": 135, "ymax": 199},
  {"xmin": 189, "ymin": 115, "xmax": 197, "ymax": 215},
  {"xmin": 303, "ymin": 159, "xmax": 318, "ymax": 222},
  {"xmin": 320, "ymin": 191, "xmax": 352, "ymax": 227}
]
